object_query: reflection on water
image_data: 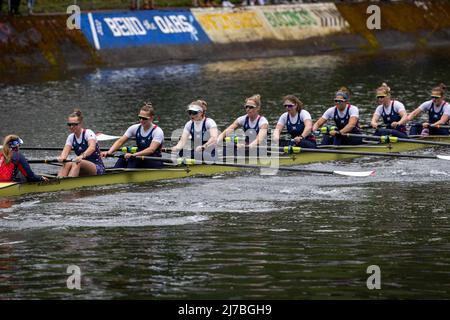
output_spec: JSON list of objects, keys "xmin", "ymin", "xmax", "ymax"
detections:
[{"xmin": 1, "ymin": 49, "xmax": 450, "ymax": 299}]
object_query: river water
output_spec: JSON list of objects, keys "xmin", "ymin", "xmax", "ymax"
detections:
[{"xmin": 1, "ymin": 49, "xmax": 450, "ymax": 299}]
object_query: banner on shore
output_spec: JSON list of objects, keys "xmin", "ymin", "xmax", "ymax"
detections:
[
  {"xmin": 192, "ymin": 4, "xmax": 348, "ymax": 43},
  {"xmin": 258, "ymin": 4, "xmax": 349, "ymax": 40},
  {"xmin": 80, "ymin": 10, "xmax": 211, "ymax": 50}
]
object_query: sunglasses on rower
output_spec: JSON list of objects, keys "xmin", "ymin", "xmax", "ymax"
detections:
[
  {"xmin": 138, "ymin": 116, "xmax": 150, "ymax": 121},
  {"xmin": 334, "ymin": 99, "xmax": 345, "ymax": 103},
  {"xmin": 284, "ymin": 104, "xmax": 295, "ymax": 109},
  {"xmin": 67, "ymin": 122, "xmax": 79, "ymax": 127},
  {"xmin": 431, "ymin": 95, "xmax": 442, "ymax": 100},
  {"xmin": 244, "ymin": 105, "xmax": 256, "ymax": 110},
  {"xmin": 187, "ymin": 110, "xmax": 200, "ymax": 116}
]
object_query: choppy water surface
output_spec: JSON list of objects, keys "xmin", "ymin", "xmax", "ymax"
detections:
[{"xmin": 1, "ymin": 49, "xmax": 450, "ymax": 299}]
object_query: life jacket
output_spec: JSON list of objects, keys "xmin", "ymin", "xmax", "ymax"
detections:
[
  {"xmin": 243, "ymin": 115, "xmax": 261, "ymax": 144},
  {"xmin": 0, "ymin": 153, "xmax": 15, "ymax": 182},
  {"xmin": 72, "ymin": 129, "xmax": 104, "ymax": 166},
  {"xmin": 381, "ymin": 100, "xmax": 406, "ymax": 133},
  {"xmin": 135, "ymin": 124, "xmax": 162, "ymax": 157},
  {"xmin": 333, "ymin": 104, "xmax": 361, "ymax": 133}
]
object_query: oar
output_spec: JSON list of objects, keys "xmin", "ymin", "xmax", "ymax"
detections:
[
  {"xmin": 28, "ymin": 159, "xmax": 73, "ymax": 164},
  {"xmin": 359, "ymin": 124, "xmax": 411, "ymax": 130},
  {"xmin": 434, "ymin": 124, "xmax": 450, "ymax": 130},
  {"xmin": 267, "ymin": 146, "xmax": 450, "ymax": 161},
  {"xmin": 109, "ymin": 154, "xmax": 375, "ymax": 177},
  {"xmin": 162, "ymin": 145, "xmax": 450, "ymax": 161},
  {"xmin": 341, "ymin": 133, "xmax": 450, "ymax": 147}
]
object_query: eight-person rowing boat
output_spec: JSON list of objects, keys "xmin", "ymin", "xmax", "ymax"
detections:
[{"xmin": 1, "ymin": 83, "xmax": 450, "ymax": 198}]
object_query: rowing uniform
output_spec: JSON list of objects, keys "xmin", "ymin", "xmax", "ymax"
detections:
[
  {"xmin": 66, "ymin": 129, "xmax": 105, "ymax": 174},
  {"xmin": 180, "ymin": 117, "xmax": 217, "ymax": 161},
  {"xmin": 237, "ymin": 115, "xmax": 269, "ymax": 145},
  {"xmin": 277, "ymin": 110, "xmax": 316, "ymax": 148},
  {"xmin": 409, "ymin": 100, "xmax": 450, "ymax": 135},
  {"xmin": 115, "ymin": 124, "xmax": 164, "ymax": 168},
  {"xmin": 374, "ymin": 100, "xmax": 408, "ymax": 138},
  {"xmin": 320, "ymin": 104, "xmax": 363, "ymax": 146},
  {"xmin": 0, "ymin": 152, "xmax": 44, "ymax": 182}
]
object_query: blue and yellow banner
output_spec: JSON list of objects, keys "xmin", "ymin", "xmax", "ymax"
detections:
[{"xmin": 80, "ymin": 10, "xmax": 211, "ymax": 50}]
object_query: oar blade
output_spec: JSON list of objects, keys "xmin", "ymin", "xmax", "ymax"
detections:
[
  {"xmin": 333, "ymin": 170, "xmax": 375, "ymax": 177},
  {"xmin": 437, "ymin": 155, "xmax": 450, "ymax": 161},
  {"xmin": 96, "ymin": 133, "xmax": 121, "ymax": 141}
]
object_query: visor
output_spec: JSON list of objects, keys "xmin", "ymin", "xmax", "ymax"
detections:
[
  {"xmin": 187, "ymin": 105, "xmax": 203, "ymax": 113},
  {"xmin": 8, "ymin": 138, "xmax": 23, "ymax": 148}
]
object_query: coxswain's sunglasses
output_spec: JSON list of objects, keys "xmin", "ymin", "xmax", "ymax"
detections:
[
  {"xmin": 67, "ymin": 122, "xmax": 79, "ymax": 127},
  {"xmin": 138, "ymin": 116, "xmax": 150, "ymax": 121},
  {"xmin": 187, "ymin": 110, "xmax": 200, "ymax": 116}
]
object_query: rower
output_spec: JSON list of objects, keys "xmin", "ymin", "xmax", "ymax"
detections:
[
  {"xmin": 370, "ymin": 83, "xmax": 409, "ymax": 138},
  {"xmin": 57, "ymin": 109, "xmax": 105, "ymax": 177},
  {"xmin": 407, "ymin": 83, "xmax": 449, "ymax": 136},
  {"xmin": 273, "ymin": 94, "xmax": 317, "ymax": 148},
  {"xmin": 217, "ymin": 94, "xmax": 269, "ymax": 151},
  {"xmin": 0, "ymin": 135, "xmax": 47, "ymax": 182},
  {"xmin": 102, "ymin": 102, "xmax": 164, "ymax": 168},
  {"xmin": 312, "ymin": 87, "xmax": 363, "ymax": 146},
  {"xmin": 171, "ymin": 100, "xmax": 218, "ymax": 162}
]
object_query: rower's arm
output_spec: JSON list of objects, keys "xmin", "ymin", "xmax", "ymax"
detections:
[
  {"xmin": 398, "ymin": 110, "xmax": 408, "ymax": 126},
  {"xmin": 59, "ymin": 145, "xmax": 72, "ymax": 161},
  {"xmin": 204, "ymin": 127, "xmax": 218, "ymax": 149},
  {"xmin": 431, "ymin": 114, "xmax": 450, "ymax": 127},
  {"xmin": 312, "ymin": 117, "xmax": 327, "ymax": 132},
  {"xmin": 173, "ymin": 131, "xmax": 190, "ymax": 152},
  {"xmin": 83, "ymin": 139, "xmax": 97, "ymax": 159},
  {"xmin": 13, "ymin": 153, "xmax": 45, "ymax": 182},
  {"xmin": 339, "ymin": 116, "xmax": 358, "ymax": 134},
  {"xmin": 273, "ymin": 123, "xmax": 284, "ymax": 142},
  {"xmin": 302, "ymin": 119, "xmax": 313, "ymax": 138},
  {"xmin": 134, "ymin": 141, "xmax": 161, "ymax": 157},
  {"xmin": 107, "ymin": 135, "xmax": 128, "ymax": 154},
  {"xmin": 370, "ymin": 113, "xmax": 380, "ymax": 128},
  {"xmin": 407, "ymin": 107, "xmax": 422, "ymax": 121},
  {"xmin": 217, "ymin": 120, "xmax": 240, "ymax": 142}
]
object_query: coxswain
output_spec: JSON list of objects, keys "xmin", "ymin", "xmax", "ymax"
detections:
[{"xmin": 0, "ymin": 135, "xmax": 47, "ymax": 182}]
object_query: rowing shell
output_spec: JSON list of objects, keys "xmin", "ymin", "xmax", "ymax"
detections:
[{"xmin": 1, "ymin": 135, "xmax": 449, "ymax": 198}]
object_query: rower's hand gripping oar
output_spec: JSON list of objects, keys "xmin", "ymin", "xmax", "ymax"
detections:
[{"xmin": 108, "ymin": 154, "xmax": 375, "ymax": 177}]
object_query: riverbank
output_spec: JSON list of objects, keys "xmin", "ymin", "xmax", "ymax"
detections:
[{"xmin": 1, "ymin": 1, "xmax": 449, "ymax": 84}]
